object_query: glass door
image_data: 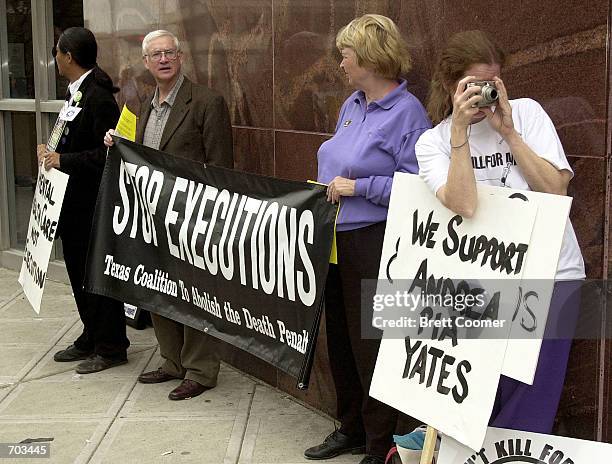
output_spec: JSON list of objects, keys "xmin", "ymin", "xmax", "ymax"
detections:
[{"xmin": 0, "ymin": 0, "xmax": 83, "ymax": 263}]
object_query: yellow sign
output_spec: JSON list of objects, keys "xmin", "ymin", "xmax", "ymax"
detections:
[
  {"xmin": 115, "ymin": 104, "xmax": 137, "ymax": 142},
  {"xmin": 308, "ymin": 180, "xmax": 339, "ymax": 264},
  {"xmin": 329, "ymin": 227, "xmax": 338, "ymax": 265}
]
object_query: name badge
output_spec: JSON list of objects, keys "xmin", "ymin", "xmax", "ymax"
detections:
[{"xmin": 59, "ymin": 105, "xmax": 82, "ymax": 122}]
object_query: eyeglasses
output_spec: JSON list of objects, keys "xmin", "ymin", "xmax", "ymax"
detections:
[{"xmin": 144, "ymin": 49, "xmax": 179, "ymax": 62}]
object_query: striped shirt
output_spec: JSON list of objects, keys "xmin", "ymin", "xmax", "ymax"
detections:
[{"xmin": 143, "ymin": 74, "xmax": 185, "ymax": 150}]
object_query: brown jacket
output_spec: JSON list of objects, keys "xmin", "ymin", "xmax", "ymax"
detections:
[{"xmin": 136, "ymin": 77, "xmax": 233, "ymax": 168}]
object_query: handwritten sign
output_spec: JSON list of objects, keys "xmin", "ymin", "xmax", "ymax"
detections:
[
  {"xmin": 369, "ymin": 173, "xmax": 537, "ymax": 450},
  {"xmin": 480, "ymin": 185, "xmax": 572, "ymax": 385},
  {"xmin": 18, "ymin": 167, "xmax": 68, "ymax": 313}
]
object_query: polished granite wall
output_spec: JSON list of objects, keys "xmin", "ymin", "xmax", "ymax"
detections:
[{"xmin": 84, "ymin": 0, "xmax": 611, "ymax": 441}]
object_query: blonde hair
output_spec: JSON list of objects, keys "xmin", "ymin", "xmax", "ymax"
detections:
[
  {"xmin": 142, "ymin": 30, "xmax": 180, "ymax": 56},
  {"xmin": 427, "ymin": 30, "xmax": 506, "ymax": 124},
  {"xmin": 336, "ymin": 14, "xmax": 411, "ymax": 79}
]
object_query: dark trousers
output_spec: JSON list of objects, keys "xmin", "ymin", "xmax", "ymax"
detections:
[
  {"xmin": 325, "ymin": 222, "xmax": 398, "ymax": 457},
  {"xmin": 490, "ymin": 280, "xmax": 582, "ymax": 432},
  {"xmin": 60, "ymin": 216, "xmax": 129, "ymax": 359}
]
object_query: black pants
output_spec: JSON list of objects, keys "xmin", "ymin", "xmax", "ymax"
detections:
[
  {"xmin": 60, "ymin": 215, "xmax": 129, "ymax": 359},
  {"xmin": 325, "ymin": 222, "xmax": 398, "ymax": 457}
]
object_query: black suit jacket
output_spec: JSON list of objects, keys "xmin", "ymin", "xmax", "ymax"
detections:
[
  {"xmin": 135, "ymin": 77, "xmax": 233, "ymax": 168},
  {"xmin": 56, "ymin": 72, "xmax": 120, "ymax": 233}
]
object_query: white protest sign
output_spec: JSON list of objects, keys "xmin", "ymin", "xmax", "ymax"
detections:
[
  {"xmin": 369, "ymin": 173, "xmax": 537, "ymax": 451},
  {"xmin": 480, "ymin": 185, "xmax": 572, "ymax": 385},
  {"xmin": 438, "ymin": 426, "xmax": 612, "ymax": 463},
  {"xmin": 18, "ymin": 167, "xmax": 68, "ymax": 313}
]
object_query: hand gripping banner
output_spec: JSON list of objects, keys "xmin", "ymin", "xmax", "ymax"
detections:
[{"xmin": 85, "ymin": 138, "xmax": 337, "ymax": 383}]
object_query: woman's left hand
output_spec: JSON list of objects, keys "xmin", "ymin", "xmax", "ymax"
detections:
[
  {"xmin": 42, "ymin": 151, "xmax": 61, "ymax": 171},
  {"xmin": 327, "ymin": 176, "xmax": 355, "ymax": 204},
  {"xmin": 481, "ymin": 76, "xmax": 515, "ymax": 138}
]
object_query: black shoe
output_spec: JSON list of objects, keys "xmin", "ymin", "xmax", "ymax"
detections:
[
  {"xmin": 75, "ymin": 355, "xmax": 127, "ymax": 374},
  {"xmin": 53, "ymin": 345, "xmax": 93, "ymax": 362},
  {"xmin": 304, "ymin": 430, "xmax": 365, "ymax": 460},
  {"xmin": 359, "ymin": 456, "xmax": 385, "ymax": 464}
]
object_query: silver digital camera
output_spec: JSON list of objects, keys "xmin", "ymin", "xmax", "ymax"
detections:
[{"xmin": 466, "ymin": 81, "xmax": 498, "ymax": 107}]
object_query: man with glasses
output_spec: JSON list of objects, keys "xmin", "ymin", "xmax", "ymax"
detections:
[{"xmin": 105, "ymin": 29, "xmax": 233, "ymax": 400}]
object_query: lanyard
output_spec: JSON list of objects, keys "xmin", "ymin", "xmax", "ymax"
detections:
[{"xmin": 46, "ymin": 100, "xmax": 80, "ymax": 152}]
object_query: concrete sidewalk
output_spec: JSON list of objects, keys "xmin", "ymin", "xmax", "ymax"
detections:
[{"xmin": 0, "ymin": 268, "xmax": 361, "ymax": 464}]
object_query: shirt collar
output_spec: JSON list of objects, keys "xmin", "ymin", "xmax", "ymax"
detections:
[
  {"xmin": 353, "ymin": 79, "xmax": 408, "ymax": 110},
  {"xmin": 152, "ymin": 74, "xmax": 184, "ymax": 109},
  {"xmin": 68, "ymin": 68, "xmax": 94, "ymax": 96}
]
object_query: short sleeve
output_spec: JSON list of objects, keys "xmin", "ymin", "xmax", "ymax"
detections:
[
  {"xmin": 415, "ymin": 127, "xmax": 452, "ymax": 195},
  {"xmin": 517, "ymin": 99, "xmax": 573, "ymax": 176}
]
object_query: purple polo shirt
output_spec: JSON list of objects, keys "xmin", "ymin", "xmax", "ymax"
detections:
[{"xmin": 317, "ymin": 79, "xmax": 431, "ymax": 231}]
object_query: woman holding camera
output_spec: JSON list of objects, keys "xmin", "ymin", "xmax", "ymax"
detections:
[
  {"xmin": 415, "ymin": 30, "xmax": 584, "ymax": 432},
  {"xmin": 304, "ymin": 15, "xmax": 430, "ymax": 464}
]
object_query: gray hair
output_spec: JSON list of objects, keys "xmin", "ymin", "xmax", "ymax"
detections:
[{"xmin": 142, "ymin": 30, "xmax": 180, "ymax": 56}]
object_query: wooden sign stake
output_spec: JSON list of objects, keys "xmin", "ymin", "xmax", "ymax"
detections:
[{"xmin": 419, "ymin": 426, "xmax": 437, "ymax": 464}]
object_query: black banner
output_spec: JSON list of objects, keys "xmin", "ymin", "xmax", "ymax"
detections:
[{"xmin": 85, "ymin": 138, "xmax": 337, "ymax": 381}]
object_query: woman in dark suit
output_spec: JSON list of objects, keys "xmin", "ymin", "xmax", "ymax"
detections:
[{"xmin": 37, "ymin": 27, "xmax": 129, "ymax": 373}]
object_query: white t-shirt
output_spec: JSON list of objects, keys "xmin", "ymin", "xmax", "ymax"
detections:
[{"xmin": 416, "ymin": 98, "xmax": 585, "ymax": 280}]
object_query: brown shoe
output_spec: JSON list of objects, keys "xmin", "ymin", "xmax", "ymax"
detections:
[
  {"xmin": 138, "ymin": 368, "xmax": 182, "ymax": 384},
  {"xmin": 168, "ymin": 379, "xmax": 211, "ymax": 400}
]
